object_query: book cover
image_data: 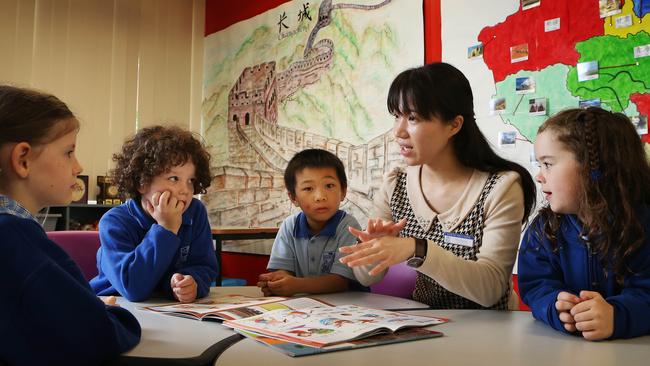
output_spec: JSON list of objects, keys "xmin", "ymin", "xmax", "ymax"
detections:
[
  {"xmin": 143, "ymin": 294, "xmax": 330, "ymax": 321},
  {"xmin": 224, "ymin": 304, "xmax": 447, "ymax": 348},
  {"xmin": 238, "ymin": 327, "xmax": 443, "ymax": 357}
]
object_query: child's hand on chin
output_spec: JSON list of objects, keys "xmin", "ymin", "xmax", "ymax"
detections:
[{"xmin": 144, "ymin": 191, "xmax": 185, "ymax": 234}]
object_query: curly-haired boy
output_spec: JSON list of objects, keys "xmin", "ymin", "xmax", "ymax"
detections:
[{"xmin": 91, "ymin": 125, "xmax": 218, "ymax": 302}]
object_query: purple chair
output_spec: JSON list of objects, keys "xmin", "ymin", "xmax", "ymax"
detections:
[
  {"xmin": 46, "ymin": 230, "xmax": 100, "ymax": 281},
  {"xmin": 370, "ymin": 261, "xmax": 417, "ymax": 299}
]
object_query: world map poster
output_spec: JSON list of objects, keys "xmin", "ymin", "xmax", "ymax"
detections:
[{"xmin": 442, "ymin": 0, "xmax": 650, "ymax": 173}]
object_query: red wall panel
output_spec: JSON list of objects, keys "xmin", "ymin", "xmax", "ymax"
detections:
[{"xmin": 204, "ymin": 0, "xmax": 441, "ymax": 62}]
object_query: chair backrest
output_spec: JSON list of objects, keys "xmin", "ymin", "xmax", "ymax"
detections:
[
  {"xmin": 46, "ymin": 230, "xmax": 101, "ymax": 281},
  {"xmin": 512, "ymin": 274, "xmax": 530, "ymax": 311},
  {"xmin": 370, "ymin": 261, "xmax": 417, "ymax": 299}
]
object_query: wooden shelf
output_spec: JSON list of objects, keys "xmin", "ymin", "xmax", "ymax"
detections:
[{"xmin": 48, "ymin": 204, "xmax": 116, "ymax": 231}]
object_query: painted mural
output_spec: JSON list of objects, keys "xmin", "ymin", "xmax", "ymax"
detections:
[{"xmin": 202, "ymin": 0, "xmax": 423, "ymax": 236}]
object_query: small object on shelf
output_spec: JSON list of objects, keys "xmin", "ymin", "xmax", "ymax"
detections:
[
  {"xmin": 97, "ymin": 175, "xmax": 120, "ymax": 205},
  {"xmin": 71, "ymin": 175, "xmax": 89, "ymax": 204}
]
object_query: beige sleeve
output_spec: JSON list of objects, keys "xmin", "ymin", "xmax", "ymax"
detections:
[
  {"xmin": 370, "ymin": 168, "xmax": 401, "ymax": 221},
  {"xmin": 353, "ymin": 169, "xmax": 402, "ymax": 286},
  {"xmin": 417, "ymin": 174, "xmax": 524, "ymax": 307}
]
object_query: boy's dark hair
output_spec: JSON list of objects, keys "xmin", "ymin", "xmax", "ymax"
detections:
[
  {"xmin": 535, "ymin": 107, "xmax": 650, "ymax": 284},
  {"xmin": 284, "ymin": 149, "xmax": 347, "ymax": 197},
  {"xmin": 0, "ymin": 85, "xmax": 78, "ymax": 147},
  {"xmin": 111, "ymin": 125, "xmax": 212, "ymax": 200},
  {"xmin": 387, "ymin": 62, "xmax": 536, "ymax": 224}
]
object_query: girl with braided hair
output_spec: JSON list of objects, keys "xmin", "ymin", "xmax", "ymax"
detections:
[{"xmin": 518, "ymin": 107, "xmax": 650, "ymax": 340}]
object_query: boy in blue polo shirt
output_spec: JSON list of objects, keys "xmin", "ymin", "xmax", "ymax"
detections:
[{"xmin": 257, "ymin": 149, "xmax": 367, "ymax": 296}]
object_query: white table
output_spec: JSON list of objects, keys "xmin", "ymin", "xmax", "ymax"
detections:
[
  {"xmin": 112, "ymin": 287, "xmax": 430, "ymax": 365},
  {"xmin": 214, "ymin": 309, "xmax": 650, "ymax": 366}
]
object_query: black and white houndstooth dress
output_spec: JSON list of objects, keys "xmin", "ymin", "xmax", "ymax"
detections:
[{"xmin": 390, "ymin": 171, "xmax": 510, "ymax": 309}]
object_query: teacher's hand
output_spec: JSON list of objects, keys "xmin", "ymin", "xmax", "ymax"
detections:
[
  {"xmin": 348, "ymin": 218, "xmax": 407, "ymax": 242},
  {"xmin": 339, "ymin": 236, "xmax": 416, "ymax": 276}
]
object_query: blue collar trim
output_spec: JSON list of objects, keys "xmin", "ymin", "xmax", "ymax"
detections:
[{"xmin": 294, "ymin": 210, "xmax": 345, "ymax": 238}]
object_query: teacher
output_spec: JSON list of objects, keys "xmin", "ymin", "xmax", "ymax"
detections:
[{"xmin": 341, "ymin": 63, "xmax": 536, "ymax": 309}]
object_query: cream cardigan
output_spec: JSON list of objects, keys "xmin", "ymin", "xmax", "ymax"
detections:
[{"xmin": 364, "ymin": 165, "xmax": 525, "ymax": 308}]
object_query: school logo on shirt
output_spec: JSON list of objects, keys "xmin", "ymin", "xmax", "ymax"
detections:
[
  {"xmin": 321, "ymin": 251, "xmax": 336, "ymax": 273},
  {"xmin": 178, "ymin": 245, "xmax": 190, "ymax": 264}
]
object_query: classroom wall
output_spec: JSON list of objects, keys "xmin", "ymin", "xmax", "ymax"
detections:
[{"xmin": 0, "ymin": 0, "xmax": 205, "ymax": 200}]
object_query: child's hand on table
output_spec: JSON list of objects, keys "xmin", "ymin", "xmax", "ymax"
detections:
[
  {"xmin": 171, "ymin": 273, "xmax": 198, "ymax": 303},
  {"xmin": 258, "ymin": 271, "xmax": 297, "ymax": 297},
  {"xmin": 571, "ymin": 290, "xmax": 614, "ymax": 341},
  {"xmin": 556, "ymin": 291, "xmax": 581, "ymax": 332},
  {"xmin": 100, "ymin": 296, "xmax": 118, "ymax": 306}
]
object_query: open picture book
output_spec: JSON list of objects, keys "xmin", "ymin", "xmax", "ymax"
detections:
[
  {"xmin": 224, "ymin": 304, "xmax": 447, "ymax": 348},
  {"xmin": 143, "ymin": 294, "xmax": 331, "ymax": 321},
  {"xmin": 238, "ymin": 327, "xmax": 443, "ymax": 357}
]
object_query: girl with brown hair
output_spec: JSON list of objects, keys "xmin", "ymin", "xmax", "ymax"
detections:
[{"xmin": 518, "ymin": 107, "xmax": 650, "ymax": 340}]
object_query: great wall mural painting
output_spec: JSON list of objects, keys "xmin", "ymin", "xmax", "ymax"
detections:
[{"xmin": 202, "ymin": 0, "xmax": 423, "ymax": 245}]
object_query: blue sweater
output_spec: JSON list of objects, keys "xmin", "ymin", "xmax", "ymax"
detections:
[
  {"xmin": 0, "ymin": 214, "xmax": 141, "ymax": 366},
  {"xmin": 518, "ymin": 213, "xmax": 650, "ymax": 339},
  {"xmin": 90, "ymin": 198, "xmax": 218, "ymax": 302}
]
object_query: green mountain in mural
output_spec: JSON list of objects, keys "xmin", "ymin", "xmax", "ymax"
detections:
[
  {"xmin": 280, "ymin": 10, "xmax": 397, "ymax": 142},
  {"xmin": 203, "ymin": 3, "xmax": 399, "ymax": 154}
]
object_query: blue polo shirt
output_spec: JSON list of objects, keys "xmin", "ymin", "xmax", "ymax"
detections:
[{"xmin": 267, "ymin": 210, "xmax": 361, "ymax": 281}]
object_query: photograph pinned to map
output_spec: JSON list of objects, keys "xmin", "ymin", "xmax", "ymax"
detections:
[
  {"xmin": 529, "ymin": 98, "xmax": 547, "ymax": 116},
  {"xmin": 529, "ymin": 148, "xmax": 537, "ymax": 165},
  {"xmin": 577, "ymin": 61, "xmax": 599, "ymax": 82},
  {"xmin": 634, "ymin": 44, "xmax": 650, "ymax": 59},
  {"xmin": 489, "ymin": 96, "xmax": 506, "ymax": 115},
  {"xmin": 522, "ymin": 0, "xmax": 541, "ymax": 11},
  {"xmin": 515, "ymin": 76, "xmax": 535, "ymax": 94},
  {"xmin": 544, "ymin": 18, "xmax": 560, "ymax": 32},
  {"xmin": 498, "ymin": 131, "xmax": 517, "ymax": 149},
  {"xmin": 510, "ymin": 43, "xmax": 529, "ymax": 63},
  {"xmin": 615, "ymin": 14, "xmax": 632, "ymax": 28},
  {"xmin": 630, "ymin": 115, "xmax": 648, "ymax": 135},
  {"xmin": 468, "ymin": 43, "xmax": 484, "ymax": 59},
  {"xmin": 579, "ymin": 98, "xmax": 601, "ymax": 109},
  {"xmin": 599, "ymin": 0, "xmax": 622, "ymax": 18}
]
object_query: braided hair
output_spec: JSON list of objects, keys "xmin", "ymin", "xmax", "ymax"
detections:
[{"xmin": 536, "ymin": 107, "xmax": 650, "ymax": 283}]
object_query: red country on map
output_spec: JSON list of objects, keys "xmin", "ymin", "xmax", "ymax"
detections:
[
  {"xmin": 631, "ymin": 93, "xmax": 650, "ymax": 143},
  {"xmin": 478, "ymin": 1, "xmax": 604, "ymax": 83}
]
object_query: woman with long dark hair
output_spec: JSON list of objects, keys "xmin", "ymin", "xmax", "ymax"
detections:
[{"xmin": 341, "ymin": 63, "xmax": 536, "ymax": 309}]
